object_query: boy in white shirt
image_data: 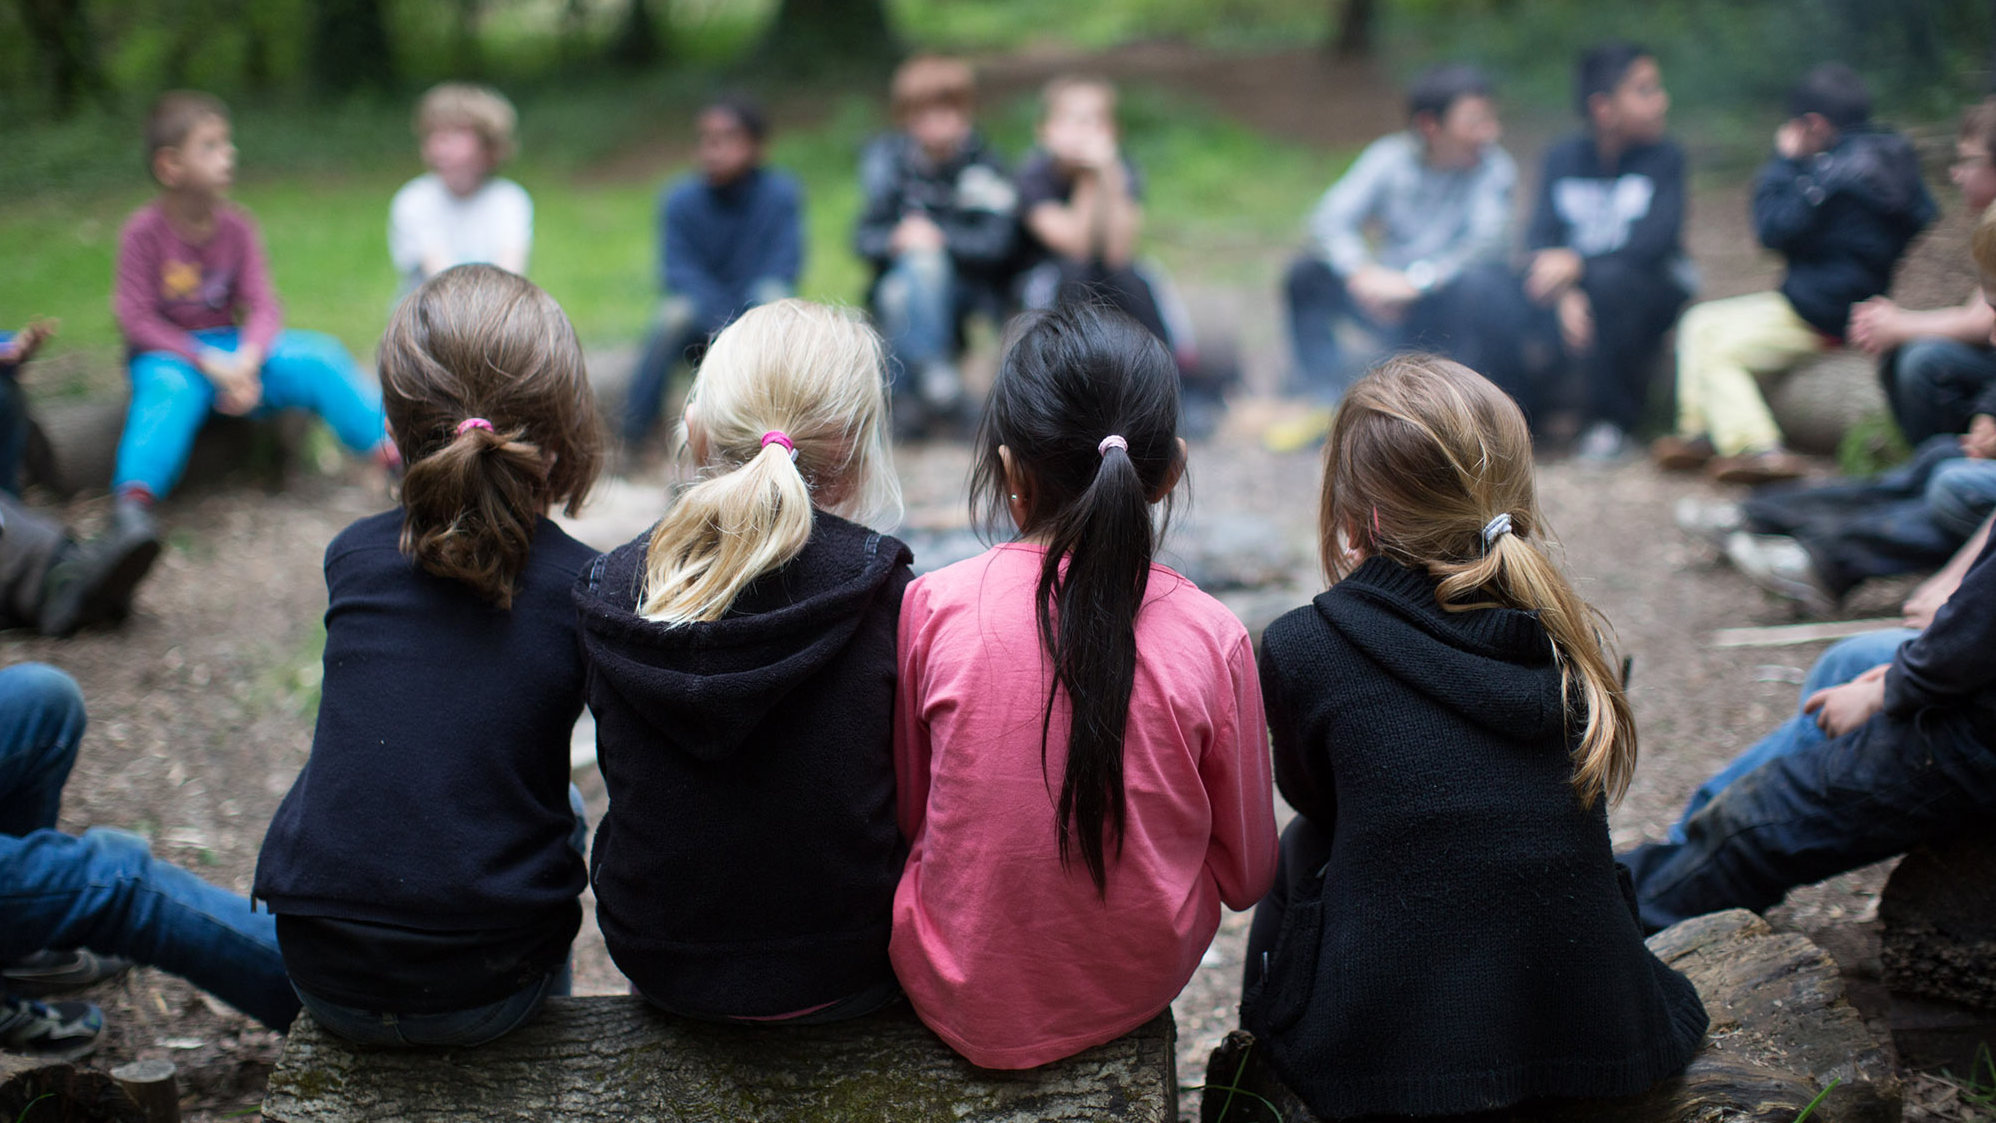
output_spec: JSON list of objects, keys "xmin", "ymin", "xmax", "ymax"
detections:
[{"xmin": 388, "ymin": 84, "xmax": 532, "ymax": 293}]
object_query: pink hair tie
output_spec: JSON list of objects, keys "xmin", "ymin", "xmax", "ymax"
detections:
[
  {"xmin": 761, "ymin": 430, "xmax": 798, "ymax": 461},
  {"xmin": 455, "ymin": 418, "xmax": 494, "ymax": 436},
  {"xmin": 1097, "ymin": 434, "xmax": 1129, "ymax": 457}
]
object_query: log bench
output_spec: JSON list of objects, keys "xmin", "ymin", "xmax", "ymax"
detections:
[
  {"xmin": 1766, "ymin": 348, "xmax": 1890, "ymax": 456},
  {"xmin": 1200, "ymin": 908, "xmax": 1902, "ymax": 1123},
  {"xmin": 31, "ymin": 397, "xmax": 315, "ymax": 498},
  {"xmin": 262, "ymin": 1000, "xmax": 1177, "ymax": 1122}
]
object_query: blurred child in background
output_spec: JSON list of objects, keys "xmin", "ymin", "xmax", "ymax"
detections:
[{"xmin": 389, "ymin": 83, "xmax": 532, "ymax": 293}]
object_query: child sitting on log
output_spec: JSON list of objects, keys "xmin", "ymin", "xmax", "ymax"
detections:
[
  {"xmin": 576, "ymin": 299, "xmax": 911, "ymax": 1024},
  {"xmin": 255, "ymin": 265, "xmax": 603, "ymax": 1047},
  {"xmin": 891, "ymin": 302, "xmax": 1278, "ymax": 1068},
  {"xmin": 1242, "ymin": 355, "xmax": 1707, "ymax": 1118},
  {"xmin": 389, "ymin": 82, "xmax": 531, "ymax": 293}
]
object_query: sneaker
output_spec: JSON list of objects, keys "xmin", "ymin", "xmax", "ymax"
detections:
[
  {"xmin": 1651, "ymin": 433, "xmax": 1716, "ymax": 472},
  {"xmin": 1574, "ymin": 421, "xmax": 1628, "ymax": 464},
  {"xmin": 1264, "ymin": 406, "xmax": 1336, "ymax": 454},
  {"xmin": 1, "ymin": 950, "xmax": 135, "ymax": 997},
  {"xmin": 0, "ymin": 994, "xmax": 103, "ymax": 1060},
  {"xmin": 1673, "ymin": 496, "xmax": 1745, "ymax": 550},
  {"xmin": 1724, "ymin": 530, "xmax": 1837, "ymax": 615},
  {"xmin": 1709, "ymin": 449, "xmax": 1808, "ymax": 486},
  {"xmin": 38, "ymin": 502, "xmax": 161, "ymax": 637}
]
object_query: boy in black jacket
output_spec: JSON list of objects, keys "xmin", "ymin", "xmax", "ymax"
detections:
[
  {"xmin": 1654, "ymin": 64, "xmax": 1936, "ymax": 484},
  {"xmin": 854, "ymin": 55, "xmax": 1017, "ymax": 438},
  {"xmin": 1520, "ymin": 43, "xmax": 1690, "ymax": 461}
]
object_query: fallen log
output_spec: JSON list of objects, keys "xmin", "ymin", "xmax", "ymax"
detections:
[
  {"xmin": 30, "ymin": 398, "xmax": 313, "ymax": 499},
  {"xmin": 1201, "ymin": 908, "xmax": 1901, "ymax": 1122},
  {"xmin": 263, "ymin": 999, "xmax": 1176, "ymax": 1122}
]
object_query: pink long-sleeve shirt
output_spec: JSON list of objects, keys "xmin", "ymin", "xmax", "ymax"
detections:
[
  {"xmin": 891, "ymin": 543, "xmax": 1279, "ymax": 1069},
  {"xmin": 113, "ymin": 201, "xmax": 282, "ymax": 362}
]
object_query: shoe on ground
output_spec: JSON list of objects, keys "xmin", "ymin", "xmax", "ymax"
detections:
[
  {"xmin": 1264, "ymin": 406, "xmax": 1336, "ymax": 454},
  {"xmin": 1651, "ymin": 433, "xmax": 1716, "ymax": 472},
  {"xmin": 1724, "ymin": 530, "xmax": 1837, "ymax": 615},
  {"xmin": 1709, "ymin": 448, "xmax": 1808, "ymax": 486},
  {"xmin": 1574, "ymin": 421, "xmax": 1629, "ymax": 464},
  {"xmin": 38, "ymin": 504, "xmax": 162, "ymax": 637},
  {"xmin": 1673, "ymin": 496, "xmax": 1745, "ymax": 550},
  {"xmin": 0, "ymin": 994, "xmax": 103, "ymax": 1060},
  {"xmin": 1, "ymin": 950, "xmax": 135, "ymax": 998}
]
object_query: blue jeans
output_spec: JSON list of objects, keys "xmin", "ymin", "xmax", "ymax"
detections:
[
  {"xmin": 118, "ymin": 328, "xmax": 386, "ymax": 499},
  {"xmin": 1666, "ymin": 629, "xmax": 1915, "ymax": 842},
  {"xmin": 622, "ymin": 280, "xmax": 791, "ymax": 445},
  {"xmin": 292, "ymin": 785, "xmax": 588, "ymax": 1047},
  {"xmin": 873, "ymin": 249, "xmax": 978, "ymax": 392},
  {"xmin": 1883, "ymin": 337, "xmax": 1996, "ymax": 445},
  {"xmin": 0, "ymin": 664, "xmax": 298, "ymax": 1029}
]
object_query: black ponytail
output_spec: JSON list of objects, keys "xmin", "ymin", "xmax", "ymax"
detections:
[{"xmin": 971, "ymin": 303, "xmax": 1185, "ymax": 895}]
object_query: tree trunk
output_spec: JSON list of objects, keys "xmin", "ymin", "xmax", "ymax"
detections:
[
  {"xmin": 265, "ymin": 999, "xmax": 1176, "ymax": 1122},
  {"xmin": 608, "ymin": 0, "xmax": 668, "ymax": 68},
  {"xmin": 1328, "ymin": 0, "xmax": 1376, "ymax": 58},
  {"xmin": 308, "ymin": 0, "xmax": 395, "ymax": 96},
  {"xmin": 753, "ymin": 0, "xmax": 898, "ymax": 78},
  {"xmin": 1202, "ymin": 909, "xmax": 1901, "ymax": 1123},
  {"xmin": 15, "ymin": 0, "xmax": 111, "ymax": 117}
]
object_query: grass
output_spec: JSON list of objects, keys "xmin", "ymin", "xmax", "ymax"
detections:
[{"xmin": 1, "ymin": 78, "xmax": 1346, "ymax": 401}]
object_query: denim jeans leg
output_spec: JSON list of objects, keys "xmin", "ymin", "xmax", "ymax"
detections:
[
  {"xmin": 874, "ymin": 250, "xmax": 957, "ymax": 393},
  {"xmin": 253, "ymin": 331, "xmax": 387, "ymax": 455},
  {"xmin": 297, "ymin": 967, "xmax": 561, "ymax": 1048},
  {"xmin": 1666, "ymin": 629, "xmax": 1914, "ymax": 842},
  {"xmin": 623, "ymin": 303, "xmax": 706, "ymax": 445},
  {"xmin": 0, "ymin": 826, "xmax": 297, "ymax": 1028},
  {"xmin": 0, "ymin": 664, "xmax": 86, "ymax": 837},
  {"xmin": 1927, "ymin": 459, "xmax": 1996, "ymax": 539},
  {"xmin": 1888, "ymin": 338, "xmax": 1996, "ymax": 445},
  {"xmin": 1284, "ymin": 256, "xmax": 1368, "ymax": 403}
]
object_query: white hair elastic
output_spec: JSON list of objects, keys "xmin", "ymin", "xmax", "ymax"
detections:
[
  {"xmin": 1098, "ymin": 434, "xmax": 1128, "ymax": 457},
  {"xmin": 1481, "ymin": 512, "xmax": 1514, "ymax": 552}
]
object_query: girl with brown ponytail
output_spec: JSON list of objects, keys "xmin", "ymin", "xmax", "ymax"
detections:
[
  {"xmin": 1240, "ymin": 354, "xmax": 1707, "ymax": 1119},
  {"xmin": 256, "ymin": 264, "xmax": 604, "ymax": 1047}
]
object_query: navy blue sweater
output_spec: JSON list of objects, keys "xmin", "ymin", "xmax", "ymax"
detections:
[
  {"xmin": 1753, "ymin": 127, "xmax": 1936, "ymax": 337},
  {"xmin": 660, "ymin": 167, "xmax": 804, "ymax": 331},
  {"xmin": 256, "ymin": 511, "xmax": 594, "ymax": 931}
]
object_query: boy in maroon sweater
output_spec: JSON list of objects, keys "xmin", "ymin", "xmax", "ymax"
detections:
[{"xmin": 111, "ymin": 92, "xmax": 389, "ymax": 531}]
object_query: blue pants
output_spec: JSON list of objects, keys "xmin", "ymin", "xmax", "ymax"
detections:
[
  {"xmin": 118, "ymin": 328, "xmax": 386, "ymax": 499},
  {"xmin": 1882, "ymin": 337, "xmax": 1996, "ymax": 446},
  {"xmin": 1666, "ymin": 629, "xmax": 1915, "ymax": 842},
  {"xmin": 1283, "ymin": 256, "xmax": 1528, "ymax": 408},
  {"xmin": 872, "ymin": 250, "xmax": 1003, "ymax": 393},
  {"xmin": 291, "ymin": 784, "xmax": 588, "ymax": 1047},
  {"xmin": 622, "ymin": 281, "xmax": 791, "ymax": 445},
  {"xmin": 1623, "ymin": 637, "xmax": 1996, "ymax": 934},
  {"xmin": 1743, "ymin": 436, "xmax": 1996, "ymax": 597},
  {"xmin": 0, "ymin": 331, "xmax": 27, "ymax": 496},
  {"xmin": 0, "ymin": 664, "xmax": 298, "ymax": 1030}
]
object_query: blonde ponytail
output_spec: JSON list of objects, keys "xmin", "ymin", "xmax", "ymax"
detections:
[{"xmin": 637, "ymin": 299, "xmax": 901, "ymax": 626}]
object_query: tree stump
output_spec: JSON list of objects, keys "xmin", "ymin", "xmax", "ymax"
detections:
[
  {"xmin": 0, "ymin": 1054, "xmax": 148, "ymax": 1123},
  {"xmin": 1881, "ymin": 829, "xmax": 1996, "ymax": 1012},
  {"xmin": 263, "ymin": 998, "xmax": 1176, "ymax": 1122},
  {"xmin": 1200, "ymin": 909, "xmax": 1901, "ymax": 1123},
  {"xmin": 1765, "ymin": 349, "xmax": 1888, "ymax": 455}
]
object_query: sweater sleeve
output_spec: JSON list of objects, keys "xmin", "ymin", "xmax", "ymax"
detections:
[
  {"xmin": 1306, "ymin": 138, "xmax": 1393, "ymax": 276},
  {"xmin": 852, "ymin": 138, "xmax": 902, "ymax": 268},
  {"xmin": 1751, "ymin": 154, "xmax": 1826, "ymax": 253},
  {"xmin": 387, "ymin": 180, "xmax": 426, "ymax": 280},
  {"xmin": 764, "ymin": 175, "xmax": 804, "ymax": 287},
  {"xmin": 1523, "ymin": 145, "xmax": 1566, "ymax": 254},
  {"xmin": 1201, "ymin": 632, "xmax": 1279, "ymax": 911},
  {"xmin": 893, "ymin": 578, "xmax": 935, "ymax": 844},
  {"xmin": 113, "ymin": 213, "xmax": 204, "ymax": 361},
  {"xmin": 1260, "ymin": 625, "xmax": 1332, "ymax": 828},
  {"xmin": 1884, "ymin": 532, "xmax": 1996, "ymax": 716},
  {"xmin": 232, "ymin": 212, "xmax": 284, "ymax": 353}
]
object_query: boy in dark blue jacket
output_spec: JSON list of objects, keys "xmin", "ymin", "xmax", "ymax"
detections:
[
  {"xmin": 1520, "ymin": 43, "xmax": 1691, "ymax": 460},
  {"xmin": 1654, "ymin": 64, "xmax": 1935, "ymax": 485},
  {"xmin": 623, "ymin": 98, "xmax": 802, "ymax": 446}
]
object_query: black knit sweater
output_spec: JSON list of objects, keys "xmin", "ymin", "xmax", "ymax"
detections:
[
  {"xmin": 573, "ymin": 511, "xmax": 912, "ymax": 1018},
  {"xmin": 1246, "ymin": 557, "xmax": 1707, "ymax": 1118}
]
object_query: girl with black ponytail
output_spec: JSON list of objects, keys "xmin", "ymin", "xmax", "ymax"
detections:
[{"xmin": 890, "ymin": 302, "xmax": 1277, "ymax": 1069}]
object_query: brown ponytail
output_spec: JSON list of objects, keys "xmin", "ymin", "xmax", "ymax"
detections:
[{"xmin": 378, "ymin": 264, "xmax": 602, "ymax": 608}]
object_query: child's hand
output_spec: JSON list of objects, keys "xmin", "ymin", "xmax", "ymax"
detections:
[
  {"xmin": 891, "ymin": 214, "xmax": 946, "ymax": 254},
  {"xmin": 1802, "ymin": 665, "xmax": 1889, "ymax": 738},
  {"xmin": 1775, "ymin": 120, "xmax": 1810, "ymax": 160},
  {"xmin": 1556, "ymin": 287, "xmax": 1594, "ymax": 354},
  {"xmin": 1524, "ymin": 249, "xmax": 1583, "ymax": 304},
  {"xmin": 1961, "ymin": 414, "xmax": 1996, "ymax": 460},
  {"xmin": 1902, "ymin": 570, "xmax": 1957, "ymax": 630},
  {"xmin": 199, "ymin": 349, "xmax": 263, "ymax": 415},
  {"xmin": 1, "ymin": 317, "xmax": 59, "ymax": 368},
  {"xmin": 1847, "ymin": 297, "xmax": 1904, "ymax": 354},
  {"xmin": 1348, "ymin": 265, "xmax": 1418, "ymax": 323}
]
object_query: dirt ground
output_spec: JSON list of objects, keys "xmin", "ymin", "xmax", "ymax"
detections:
[{"xmin": 8, "ymin": 43, "xmax": 1991, "ymax": 1123}]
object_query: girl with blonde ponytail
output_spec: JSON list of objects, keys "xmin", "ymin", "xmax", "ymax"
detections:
[
  {"xmin": 575, "ymin": 298, "xmax": 915, "ymax": 1023},
  {"xmin": 1240, "ymin": 354, "xmax": 1707, "ymax": 1119}
]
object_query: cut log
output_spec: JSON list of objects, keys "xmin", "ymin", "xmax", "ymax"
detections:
[
  {"xmin": 1881, "ymin": 828, "xmax": 1996, "ymax": 1011},
  {"xmin": 1200, "ymin": 908, "xmax": 1901, "ymax": 1123},
  {"xmin": 0, "ymin": 1053, "xmax": 148, "ymax": 1123},
  {"xmin": 108, "ymin": 1059, "xmax": 178, "ymax": 1123},
  {"xmin": 263, "ymin": 999, "xmax": 1176, "ymax": 1122},
  {"xmin": 1765, "ymin": 349, "xmax": 1888, "ymax": 455}
]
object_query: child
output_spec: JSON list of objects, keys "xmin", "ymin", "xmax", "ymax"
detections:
[
  {"xmin": 891, "ymin": 302, "xmax": 1277, "ymax": 1068},
  {"xmin": 578, "ymin": 299, "xmax": 910, "ymax": 1023},
  {"xmin": 1849, "ymin": 97, "xmax": 1996, "ymax": 444},
  {"xmin": 388, "ymin": 83, "xmax": 532, "ymax": 292},
  {"xmin": 1655, "ymin": 63, "xmax": 1936, "ymax": 483},
  {"xmin": 112, "ymin": 91, "xmax": 391, "ymax": 534},
  {"xmin": 1281, "ymin": 64, "xmax": 1518, "ymax": 414},
  {"xmin": 622, "ymin": 97, "xmax": 802, "ymax": 447},
  {"xmin": 1520, "ymin": 42, "xmax": 1691, "ymax": 460},
  {"xmin": 254, "ymin": 264, "xmax": 602, "ymax": 1047},
  {"xmin": 1243, "ymin": 356, "xmax": 1706, "ymax": 1118},
  {"xmin": 854, "ymin": 55, "xmax": 1018, "ymax": 438}
]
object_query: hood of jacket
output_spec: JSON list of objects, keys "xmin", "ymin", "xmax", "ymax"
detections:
[
  {"xmin": 1315, "ymin": 555, "xmax": 1569, "ymax": 745},
  {"xmin": 573, "ymin": 511, "xmax": 912, "ymax": 763}
]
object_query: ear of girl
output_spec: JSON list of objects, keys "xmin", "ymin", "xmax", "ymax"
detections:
[{"xmin": 890, "ymin": 302, "xmax": 1277, "ymax": 1071}]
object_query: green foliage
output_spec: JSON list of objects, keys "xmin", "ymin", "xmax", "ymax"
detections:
[
  {"xmin": 1791, "ymin": 1076, "xmax": 1841, "ymax": 1122},
  {"xmin": 1835, "ymin": 412, "xmax": 1914, "ymax": 478}
]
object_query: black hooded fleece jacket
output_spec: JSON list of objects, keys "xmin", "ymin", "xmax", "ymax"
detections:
[{"xmin": 574, "ymin": 510, "xmax": 912, "ymax": 1018}]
